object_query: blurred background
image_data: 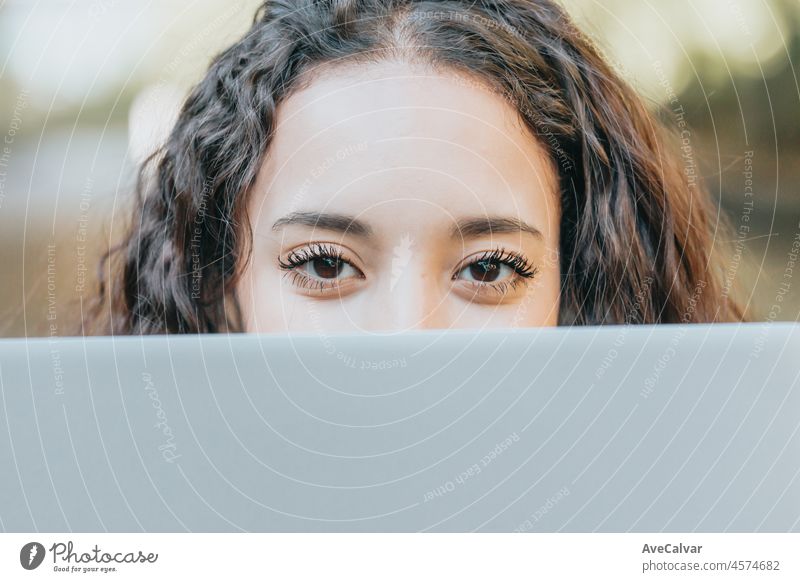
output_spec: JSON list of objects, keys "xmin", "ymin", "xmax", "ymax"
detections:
[{"xmin": 0, "ymin": 0, "xmax": 798, "ymax": 337}]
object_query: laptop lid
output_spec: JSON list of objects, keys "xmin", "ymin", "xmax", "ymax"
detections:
[{"xmin": 1, "ymin": 322, "xmax": 798, "ymax": 532}]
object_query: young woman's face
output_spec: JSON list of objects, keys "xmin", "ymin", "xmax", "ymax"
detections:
[{"xmin": 239, "ymin": 61, "xmax": 561, "ymax": 333}]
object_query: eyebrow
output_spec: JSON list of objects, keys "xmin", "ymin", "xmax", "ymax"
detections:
[
  {"xmin": 450, "ymin": 216, "xmax": 543, "ymax": 240},
  {"xmin": 271, "ymin": 211, "xmax": 542, "ymax": 239},
  {"xmin": 271, "ymin": 211, "xmax": 373, "ymax": 237}
]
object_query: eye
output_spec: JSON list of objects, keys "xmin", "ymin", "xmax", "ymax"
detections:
[
  {"xmin": 298, "ymin": 255, "xmax": 358, "ymax": 280},
  {"xmin": 278, "ymin": 243, "xmax": 364, "ymax": 291},
  {"xmin": 453, "ymin": 248, "xmax": 538, "ymax": 293},
  {"xmin": 461, "ymin": 259, "xmax": 513, "ymax": 283}
]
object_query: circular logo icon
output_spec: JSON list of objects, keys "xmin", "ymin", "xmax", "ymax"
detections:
[{"xmin": 20, "ymin": 542, "xmax": 46, "ymax": 570}]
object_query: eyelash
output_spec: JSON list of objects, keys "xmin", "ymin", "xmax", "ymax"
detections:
[
  {"xmin": 453, "ymin": 247, "xmax": 539, "ymax": 295},
  {"xmin": 278, "ymin": 242, "xmax": 355, "ymax": 291},
  {"xmin": 279, "ymin": 242, "xmax": 345, "ymax": 270},
  {"xmin": 278, "ymin": 243, "xmax": 538, "ymax": 293}
]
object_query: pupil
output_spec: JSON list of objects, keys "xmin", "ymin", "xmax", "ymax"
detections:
[
  {"xmin": 312, "ymin": 257, "xmax": 342, "ymax": 279},
  {"xmin": 470, "ymin": 260, "xmax": 500, "ymax": 282}
]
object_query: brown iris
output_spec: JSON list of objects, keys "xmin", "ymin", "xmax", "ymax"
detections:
[
  {"xmin": 311, "ymin": 256, "xmax": 344, "ymax": 279},
  {"xmin": 470, "ymin": 260, "xmax": 501, "ymax": 282}
]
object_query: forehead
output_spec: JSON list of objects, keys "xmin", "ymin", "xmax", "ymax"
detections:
[{"xmin": 252, "ymin": 60, "xmax": 559, "ymax": 229}]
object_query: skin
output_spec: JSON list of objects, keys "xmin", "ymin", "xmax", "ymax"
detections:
[{"xmin": 239, "ymin": 60, "xmax": 561, "ymax": 334}]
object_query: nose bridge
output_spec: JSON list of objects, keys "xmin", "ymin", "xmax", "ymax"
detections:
[{"xmin": 374, "ymin": 256, "xmax": 448, "ymax": 331}]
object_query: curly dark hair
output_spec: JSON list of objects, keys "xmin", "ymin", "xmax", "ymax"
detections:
[{"xmin": 85, "ymin": 0, "xmax": 747, "ymax": 334}]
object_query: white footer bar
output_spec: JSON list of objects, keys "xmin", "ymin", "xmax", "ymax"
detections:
[{"xmin": 2, "ymin": 533, "xmax": 797, "ymax": 581}]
